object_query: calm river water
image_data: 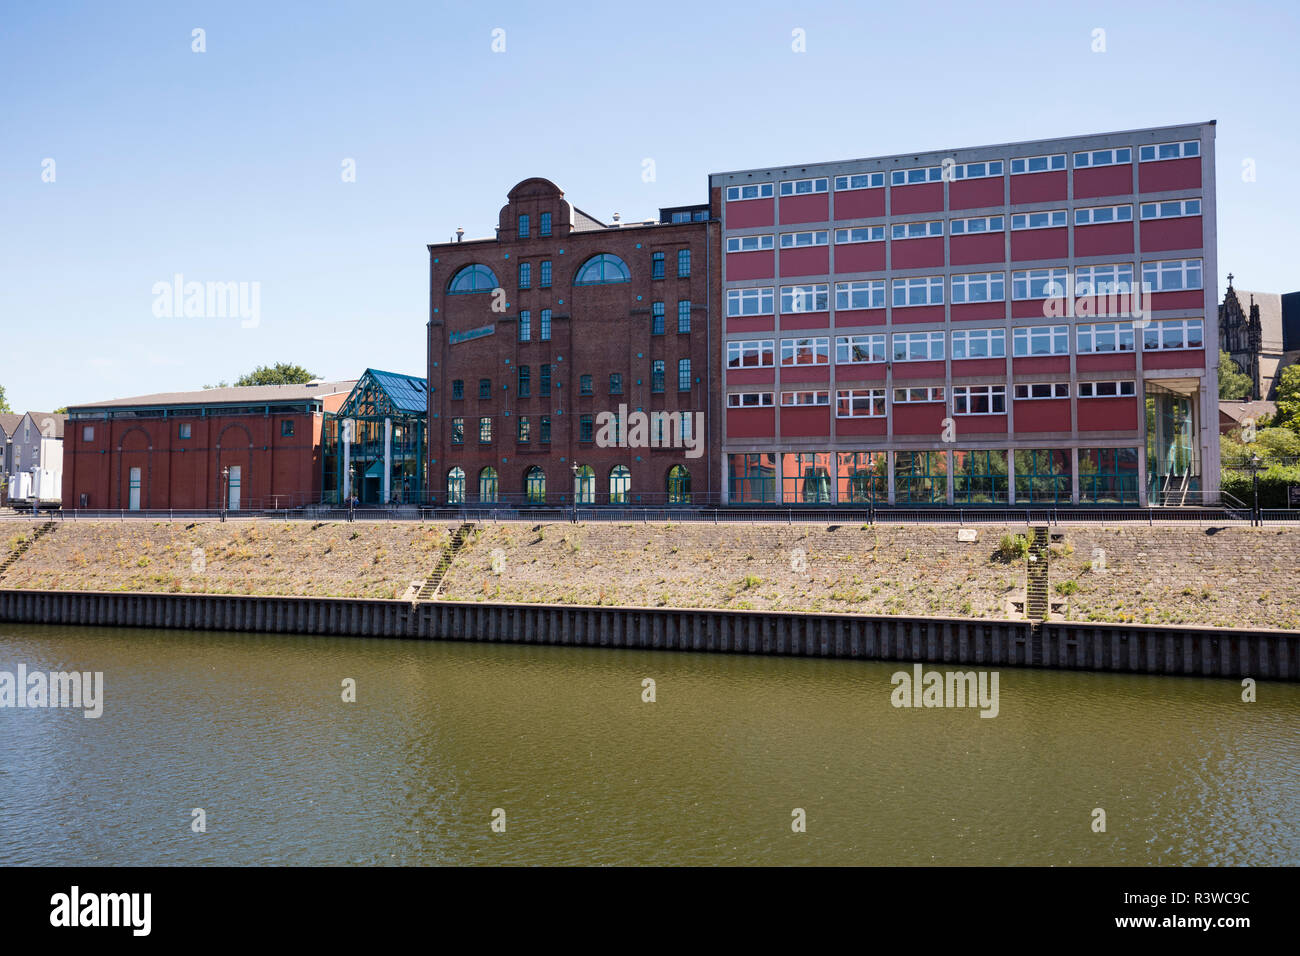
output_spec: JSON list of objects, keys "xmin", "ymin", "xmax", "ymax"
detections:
[{"xmin": 1, "ymin": 624, "xmax": 1296, "ymax": 866}]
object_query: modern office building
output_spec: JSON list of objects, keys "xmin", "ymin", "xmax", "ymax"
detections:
[
  {"xmin": 710, "ymin": 121, "xmax": 1219, "ymax": 506},
  {"xmin": 63, "ymin": 381, "xmax": 355, "ymax": 510},
  {"xmin": 427, "ymin": 178, "xmax": 718, "ymax": 506}
]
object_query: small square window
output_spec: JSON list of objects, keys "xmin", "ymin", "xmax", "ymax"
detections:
[
  {"xmin": 179, "ymin": 423, "xmax": 192, "ymax": 439},
  {"xmin": 82, "ymin": 425, "xmax": 94, "ymax": 442},
  {"xmin": 281, "ymin": 420, "xmax": 294, "ymax": 437}
]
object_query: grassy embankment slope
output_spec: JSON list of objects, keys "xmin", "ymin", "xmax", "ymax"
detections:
[{"xmin": 1, "ymin": 519, "xmax": 1298, "ymax": 628}]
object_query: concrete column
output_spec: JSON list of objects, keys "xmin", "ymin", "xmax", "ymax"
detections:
[
  {"xmin": 342, "ymin": 420, "xmax": 352, "ymax": 502},
  {"xmin": 383, "ymin": 417, "xmax": 392, "ymax": 503}
]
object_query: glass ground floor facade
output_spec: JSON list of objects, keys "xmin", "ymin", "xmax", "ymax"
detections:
[{"xmin": 725, "ymin": 447, "xmax": 1142, "ymax": 505}]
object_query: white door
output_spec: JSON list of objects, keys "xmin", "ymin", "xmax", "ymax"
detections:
[
  {"xmin": 228, "ymin": 465, "xmax": 241, "ymax": 510},
  {"xmin": 128, "ymin": 467, "xmax": 141, "ymax": 510}
]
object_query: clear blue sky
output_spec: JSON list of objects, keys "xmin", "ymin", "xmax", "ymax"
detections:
[{"xmin": 2, "ymin": 0, "xmax": 1297, "ymax": 412}]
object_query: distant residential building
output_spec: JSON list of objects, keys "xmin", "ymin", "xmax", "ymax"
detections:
[
  {"xmin": 0, "ymin": 413, "xmax": 21, "ymax": 488},
  {"xmin": 63, "ymin": 382, "xmax": 355, "ymax": 510},
  {"xmin": 1218, "ymin": 399, "xmax": 1277, "ymax": 434},
  {"xmin": 1218, "ymin": 276, "xmax": 1300, "ymax": 400},
  {"xmin": 3, "ymin": 412, "xmax": 65, "ymax": 506}
]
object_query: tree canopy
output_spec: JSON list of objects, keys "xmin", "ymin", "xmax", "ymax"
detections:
[
  {"xmin": 205, "ymin": 363, "xmax": 319, "ymax": 389},
  {"xmin": 1217, "ymin": 350, "xmax": 1252, "ymax": 400},
  {"xmin": 0, "ymin": 384, "xmax": 11, "ymax": 413}
]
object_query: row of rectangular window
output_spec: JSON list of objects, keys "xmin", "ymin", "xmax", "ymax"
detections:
[
  {"xmin": 727, "ymin": 381, "xmax": 1137, "ymax": 416},
  {"xmin": 727, "ymin": 201, "xmax": 1200, "ymax": 253},
  {"xmin": 727, "ymin": 319, "xmax": 1204, "ymax": 367},
  {"xmin": 725, "ymin": 143, "xmax": 1200, "ymax": 201},
  {"xmin": 724, "ymin": 259, "xmax": 1202, "ymax": 315},
  {"xmin": 452, "ymin": 411, "xmax": 694, "ymax": 445}
]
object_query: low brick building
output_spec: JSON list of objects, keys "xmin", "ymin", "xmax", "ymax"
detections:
[
  {"xmin": 63, "ymin": 381, "xmax": 355, "ymax": 510},
  {"xmin": 428, "ymin": 178, "xmax": 720, "ymax": 505}
]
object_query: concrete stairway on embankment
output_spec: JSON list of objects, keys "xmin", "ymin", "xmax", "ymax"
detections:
[
  {"xmin": 416, "ymin": 523, "xmax": 475, "ymax": 600},
  {"xmin": 0, "ymin": 522, "xmax": 57, "ymax": 580}
]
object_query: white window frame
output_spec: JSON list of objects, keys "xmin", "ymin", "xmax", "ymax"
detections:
[
  {"xmin": 835, "ymin": 388, "xmax": 887, "ymax": 418},
  {"xmin": 892, "ymin": 275, "xmax": 944, "ymax": 308},
  {"xmin": 892, "ymin": 331, "xmax": 945, "ymax": 362},
  {"xmin": 952, "ymin": 385, "xmax": 1007, "ymax": 415},
  {"xmin": 1139, "ymin": 141, "xmax": 1200, "ymax": 162},
  {"xmin": 1142, "ymin": 318, "xmax": 1204, "ymax": 351},
  {"xmin": 1078, "ymin": 380, "xmax": 1136, "ymax": 398},
  {"xmin": 726, "ymin": 183, "xmax": 774, "ymax": 201},
  {"xmin": 1141, "ymin": 258, "xmax": 1203, "ymax": 292},
  {"xmin": 727, "ymin": 234, "xmax": 775, "ymax": 253},
  {"xmin": 893, "ymin": 386, "xmax": 945, "ymax": 403},
  {"xmin": 1073, "ymin": 147, "xmax": 1133, "ymax": 168},
  {"xmin": 779, "ymin": 337, "xmax": 831, "ymax": 366},
  {"xmin": 835, "ymin": 333, "xmax": 886, "ymax": 364},
  {"xmin": 1139, "ymin": 199, "xmax": 1201, "ymax": 220},
  {"xmin": 950, "ymin": 271, "xmax": 1006, "ymax": 304},
  {"xmin": 726, "ymin": 287, "xmax": 775, "ymax": 317},
  {"xmin": 948, "ymin": 160, "xmax": 1004, "ymax": 180},
  {"xmin": 834, "ymin": 172, "xmax": 885, "ymax": 190},
  {"xmin": 891, "ymin": 165, "xmax": 943, "ymax": 186},
  {"xmin": 726, "ymin": 339, "xmax": 775, "ymax": 369},
  {"xmin": 834, "ymin": 279, "xmax": 886, "ymax": 311},
  {"xmin": 780, "ymin": 283, "xmax": 830, "ymax": 313},
  {"xmin": 1010, "ymin": 154, "xmax": 1066, "ymax": 174},
  {"xmin": 780, "ymin": 389, "xmax": 830, "ymax": 407},
  {"xmin": 891, "ymin": 220, "xmax": 943, "ymax": 240},
  {"xmin": 1076, "ymin": 322, "xmax": 1136, "ymax": 354},
  {"xmin": 1014, "ymin": 382, "xmax": 1070, "ymax": 400},
  {"xmin": 833, "ymin": 226, "xmax": 884, "ymax": 244},
  {"xmin": 950, "ymin": 215, "xmax": 1004, "ymax": 235},
  {"xmin": 779, "ymin": 231, "xmax": 829, "ymax": 249},
  {"xmin": 1011, "ymin": 268, "xmax": 1068, "ymax": 300},
  {"xmin": 779, "ymin": 178, "xmax": 828, "ymax": 196},
  {"xmin": 1074, "ymin": 263, "xmax": 1135, "ymax": 296},
  {"xmin": 1012, "ymin": 324, "xmax": 1070, "ymax": 357},
  {"xmin": 1074, "ymin": 204, "xmax": 1134, "ymax": 226},
  {"xmin": 1011, "ymin": 210, "xmax": 1066, "ymax": 230},
  {"xmin": 728, "ymin": 391, "xmax": 775, "ymax": 408},
  {"xmin": 951, "ymin": 328, "xmax": 1007, "ymax": 360}
]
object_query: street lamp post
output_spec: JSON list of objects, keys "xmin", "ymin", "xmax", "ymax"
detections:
[
  {"xmin": 1247, "ymin": 453, "xmax": 1264, "ymax": 527},
  {"xmin": 570, "ymin": 461, "xmax": 580, "ymax": 524},
  {"xmin": 220, "ymin": 466, "xmax": 229, "ymax": 522}
]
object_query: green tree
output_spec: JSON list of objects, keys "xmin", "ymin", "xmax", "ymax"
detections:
[
  {"xmin": 1217, "ymin": 350, "xmax": 1252, "ymax": 400},
  {"xmin": 0, "ymin": 384, "xmax": 11, "ymax": 413},
  {"xmin": 233, "ymin": 363, "xmax": 318, "ymax": 387},
  {"xmin": 1274, "ymin": 365, "xmax": 1300, "ymax": 434}
]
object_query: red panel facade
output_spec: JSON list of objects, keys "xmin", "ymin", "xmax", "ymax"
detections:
[
  {"xmin": 1077, "ymin": 398, "xmax": 1139, "ymax": 431},
  {"xmin": 950, "ymin": 233, "xmax": 1005, "ymax": 265},
  {"xmin": 890, "ymin": 237, "xmax": 944, "ymax": 270},
  {"xmin": 834, "ymin": 243, "xmax": 886, "ymax": 273},
  {"xmin": 833, "ymin": 188, "xmax": 885, "ymax": 220},
  {"xmin": 1010, "ymin": 228, "xmax": 1067, "ymax": 261},
  {"xmin": 1073, "ymin": 164, "xmax": 1134, "ymax": 199},
  {"xmin": 890, "ymin": 183, "xmax": 944, "ymax": 214},
  {"xmin": 779, "ymin": 246, "xmax": 830, "ymax": 277},
  {"xmin": 1140, "ymin": 217, "xmax": 1203, "ymax": 253},
  {"xmin": 726, "ymin": 199, "xmax": 774, "ymax": 228},
  {"xmin": 727, "ymin": 250, "xmax": 776, "ymax": 280},
  {"xmin": 1010, "ymin": 171, "xmax": 1066, "ymax": 204},
  {"xmin": 1138, "ymin": 158, "xmax": 1201, "ymax": 192},
  {"xmin": 949, "ymin": 178, "xmax": 1004, "ymax": 210},
  {"xmin": 780, "ymin": 194, "xmax": 829, "ymax": 224},
  {"xmin": 1074, "ymin": 222, "xmax": 1134, "ymax": 257}
]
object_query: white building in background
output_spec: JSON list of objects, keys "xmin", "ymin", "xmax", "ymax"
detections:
[{"xmin": 3, "ymin": 412, "xmax": 65, "ymax": 508}]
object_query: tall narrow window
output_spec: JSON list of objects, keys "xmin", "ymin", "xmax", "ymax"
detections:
[
  {"xmin": 539, "ymin": 416, "xmax": 551, "ymax": 443},
  {"xmin": 517, "ymin": 365, "xmax": 530, "ymax": 397},
  {"xmin": 677, "ymin": 249, "xmax": 691, "ymax": 277},
  {"xmin": 518, "ymin": 214, "xmax": 530, "ymax": 238},
  {"xmin": 451, "ymin": 379, "xmax": 464, "ymax": 400},
  {"xmin": 518, "ymin": 310, "xmax": 531, "ymax": 342},
  {"xmin": 580, "ymin": 374, "xmax": 593, "ymax": 395},
  {"xmin": 609, "ymin": 373, "xmax": 623, "ymax": 394},
  {"xmin": 540, "ymin": 363, "xmax": 551, "ymax": 396},
  {"xmin": 652, "ymin": 252, "xmax": 665, "ymax": 279},
  {"xmin": 479, "ymin": 378, "xmax": 491, "ymax": 400},
  {"xmin": 539, "ymin": 212, "xmax": 552, "ymax": 237},
  {"xmin": 518, "ymin": 262, "xmax": 531, "ymax": 289},
  {"xmin": 540, "ymin": 309, "xmax": 552, "ymax": 340},
  {"xmin": 678, "ymin": 359, "xmax": 692, "ymax": 391},
  {"xmin": 651, "ymin": 360, "xmax": 665, "ymax": 393},
  {"xmin": 651, "ymin": 302, "xmax": 665, "ymax": 335},
  {"xmin": 540, "ymin": 261, "xmax": 552, "ymax": 287},
  {"xmin": 677, "ymin": 300, "xmax": 691, "ymax": 333}
]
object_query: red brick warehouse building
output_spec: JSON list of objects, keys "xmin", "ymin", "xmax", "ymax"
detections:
[
  {"xmin": 62, "ymin": 381, "xmax": 355, "ymax": 510},
  {"xmin": 427, "ymin": 178, "xmax": 719, "ymax": 505}
]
